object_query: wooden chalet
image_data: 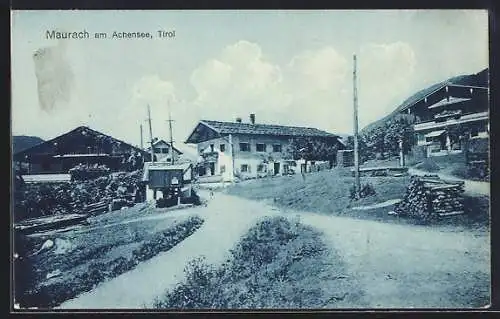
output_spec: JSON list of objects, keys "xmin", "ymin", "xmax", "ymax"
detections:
[
  {"xmin": 398, "ymin": 69, "xmax": 489, "ymax": 157},
  {"xmin": 13, "ymin": 126, "xmax": 151, "ymax": 174}
]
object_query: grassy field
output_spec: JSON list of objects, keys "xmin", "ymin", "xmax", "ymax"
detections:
[
  {"xmin": 224, "ymin": 168, "xmax": 489, "ymax": 230},
  {"xmin": 154, "ymin": 216, "xmax": 366, "ymax": 309},
  {"xmin": 225, "ymin": 168, "xmax": 407, "ymax": 217},
  {"xmin": 15, "ymin": 204, "xmax": 204, "ymax": 309},
  {"xmin": 227, "ymin": 168, "xmax": 408, "ymax": 211}
]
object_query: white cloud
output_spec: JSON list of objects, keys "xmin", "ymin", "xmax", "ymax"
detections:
[
  {"xmin": 357, "ymin": 42, "xmax": 417, "ymax": 125},
  {"xmin": 287, "ymin": 47, "xmax": 349, "ymax": 93},
  {"xmin": 189, "ymin": 40, "xmax": 417, "ymax": 134},
  {"xmin": 190, "ymin": 40, "xmax": 285, "ymax": 120},
  {"xmin": 132, "ymin": 74, "xmax": 176, "ymax": 107}
]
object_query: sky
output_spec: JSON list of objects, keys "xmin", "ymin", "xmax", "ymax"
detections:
[{"xmin": 11, "ymin": 10, "xmax": 489, "ymax": 150}]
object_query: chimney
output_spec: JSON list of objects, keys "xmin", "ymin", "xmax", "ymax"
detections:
[
  {"xmin": 236, "ymin": 117, "xmax": 242, "ymax": 123},
  {"xmin": 250, "ymin": 113, "xmax": 255, "ymax": 124}
]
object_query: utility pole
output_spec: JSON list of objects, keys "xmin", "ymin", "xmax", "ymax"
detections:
[
  {"xmin": 147, "ymin": 104, "xmax": 155, "ymax": 163},
  {"xmin": 229, "ymin": 134, "xmax": 235, "ymax": 182},
  {"xmin": 167, "ymin": 99, "xmax": 175, "ymax": 165},
  {"xmin": 353, "ymin": 54, "xmax": 361, "ymax": 198},
  {"xmin": 140, "ymin": 124, "xmax": 144, "ymax": 150}
]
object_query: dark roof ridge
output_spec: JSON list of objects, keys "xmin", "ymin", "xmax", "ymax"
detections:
[
  {"xmin": 13, "ymin": 125, "xmax": 147, "ymax": 157},
  {"xmin": 200, "ymin": 119, "xmax": 337, "ymax": 135}
]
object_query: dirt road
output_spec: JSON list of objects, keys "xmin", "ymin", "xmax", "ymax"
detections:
[
  {"xmin": 58, "ymin": 191, "xmax": 276, "ymax": 309},
  {"xmin": 59, "ymin": 191, "xmax": 490, "ymax": 309},
  {"xmin": 294, "ymin": 211, "xmax": 490, "ymax": 308}
]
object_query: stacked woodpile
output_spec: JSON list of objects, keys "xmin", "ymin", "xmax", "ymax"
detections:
[
  {"xmin": 394, "ymin": 175, "xmax": 465, "ymax": 221},
  {"xmin": 15, "ymin": 170, "xmax": 145, "ymax": 221}
]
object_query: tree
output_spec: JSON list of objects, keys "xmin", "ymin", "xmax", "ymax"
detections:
[
  {"xmin": 346, "ymin": 135, "xmax": 369, "ymax": 162},
  {"xmin": 361, "ymin": 114, "xmax": 414, "ymax": 159},
  {"xmin": 286, "ymin": 137, "xmax": 340, "ymax": 169}
]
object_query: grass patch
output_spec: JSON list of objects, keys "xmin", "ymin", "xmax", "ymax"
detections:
[
  {"xmin": 18, "ymin": 216, "xmax": 204, "ymax": 308},
  {"xmin": 225, "ymin": 168, "xmax": 488, "ymax": 230},
  {"xmin": 450, "ymin": 165, "xmax": 490, "ymax": 182},
  {"xmin": 414, "ymin": 158, "xmax": 441, "ymax": 172},
  {"xmin": 412, "ymin": 154, "xmax": 489, "ymax": 182},
  {"xmin": 154, "ymin": 216, "xmax": 365, "ymax": 309},
  {"xmin": 226, "ymin": 170, "xmax": 409, "ymax": 217}
]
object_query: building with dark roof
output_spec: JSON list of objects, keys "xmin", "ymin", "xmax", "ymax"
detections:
[
  {"xmin": 13, "ymin": 126, "xmax": 151, "ymax": 174},
  {"xmin": 398, "ymin": 81, "xmax": 489, "ymax": 158},
  {"xmin": 185, "ymin": 114, "xmax": 344, "ymax": 181}
]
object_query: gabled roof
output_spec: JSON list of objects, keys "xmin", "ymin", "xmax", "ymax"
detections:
[
  {"xmin": 397, "ymin": 83, "xmax": 487, "ymax": 113},
  {"xmin": 185, "ymin": 120, "xmax": 338, "ymax": 144},
  {"xmin": 13, "ymin": 126, "xmax": 148, "ymax": 160},
  {"xmin": 361, "ymin": 68, "xmax": 489, "ymax": 134},
  {"xmin": 145, "ymin": 139, "xmax": 183, "ymax": 155}
]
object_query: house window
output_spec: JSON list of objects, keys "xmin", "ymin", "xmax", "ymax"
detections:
[
  {"xmin": 239, "ymin": 143, "xmax": 250, "ymax": 152},
  {"xmin": 256, "ymin": 143, "xmax": 266, "ymax": 152},
  {"xmin": 210, "ymin": 144, "xmax": 214, "ymax": 152},
  {"xmin": 154, "ymin": 148, "xmax": 161, "ymax": 154},
  {"xmin": 241, "ymin": 164, "xmax": 250, "ymax": 172},
  {"xmin": 220, "ymin": 144, "xmax": 226, "ymax": 152},
  {"xmin": 273, "ymin": 144, "xmax": 282, "ymax": 152},
  {"xmin": 257, "ymin": 164, "xmax": 266, "ymax": 172},
  {"xmin": 161, "ymin": 148, "xmax": 169, "ymax": 154},
  {"xmin": 220, "ymin": 165, "xmax": 226, "ymax": 174}
]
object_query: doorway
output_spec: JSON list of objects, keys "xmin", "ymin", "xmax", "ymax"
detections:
[{"xmin": 274, "ymin": 162, "xmax": 280, "ymax": 175}]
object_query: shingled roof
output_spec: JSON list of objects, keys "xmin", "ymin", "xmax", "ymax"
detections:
[
  {"xmin": 203, "ymin": 120, "xmax": 337, "ymax": 137},
  {"xmin": 185, "ymin": 119, "xmax": 339, "ymax": 144},
  {"xmin": 13, "ymin": 126, "xmax": 149, "ymax": 161}
]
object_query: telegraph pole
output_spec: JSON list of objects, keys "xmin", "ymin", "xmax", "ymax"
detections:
[
  {"xmin": 353, "ymin": 54, "xmax": 361, "ymax": 198},
  {"xmin": 147, "ymin": 104, "xmax": 155, "ymax": 163},
  {"xmin": 229, "ymin": 134, "xmax": 235, "ymax": 182},
  {"xmin": 140, "ymin": 124, "xmax": 144, "ymax": 150},
  {"xmin": 167, "ymin": 99, "xmax": 175, "ymax": 165}
]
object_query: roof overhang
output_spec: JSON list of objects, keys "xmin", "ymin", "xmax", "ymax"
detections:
[
  {"xmin": 424, "ymin": 130, "xmax": 446, "ymax": 138},
  {"xmin": 185, "ymin": 121, "xmax": 222, "ymax": 144},
  {"xmin": 428, "ymin": 97, "xmax": 471, "ymax": 109},
  {"xmin": 52, "ymin": 154, "xmax": 111, "ymax": 158},
  {"xmin": 400, "ymin": 83, "xmax": 488, "ymax": 113}
]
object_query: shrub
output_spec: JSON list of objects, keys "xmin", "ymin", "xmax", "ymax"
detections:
[
  {"xmin": 349, "ymin": 182, "xmax": 376, "ymax": 200},
  {"xmin": 69, "ymin": 164, "xmax": 110, "ymax": 181},
  {"xmin": 452, "ymin": 162, "xmax": 490, "ymax": 181},
  {"xmin": 13, "ymin": 232, "xmax": 37, "ymax": 308}
]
